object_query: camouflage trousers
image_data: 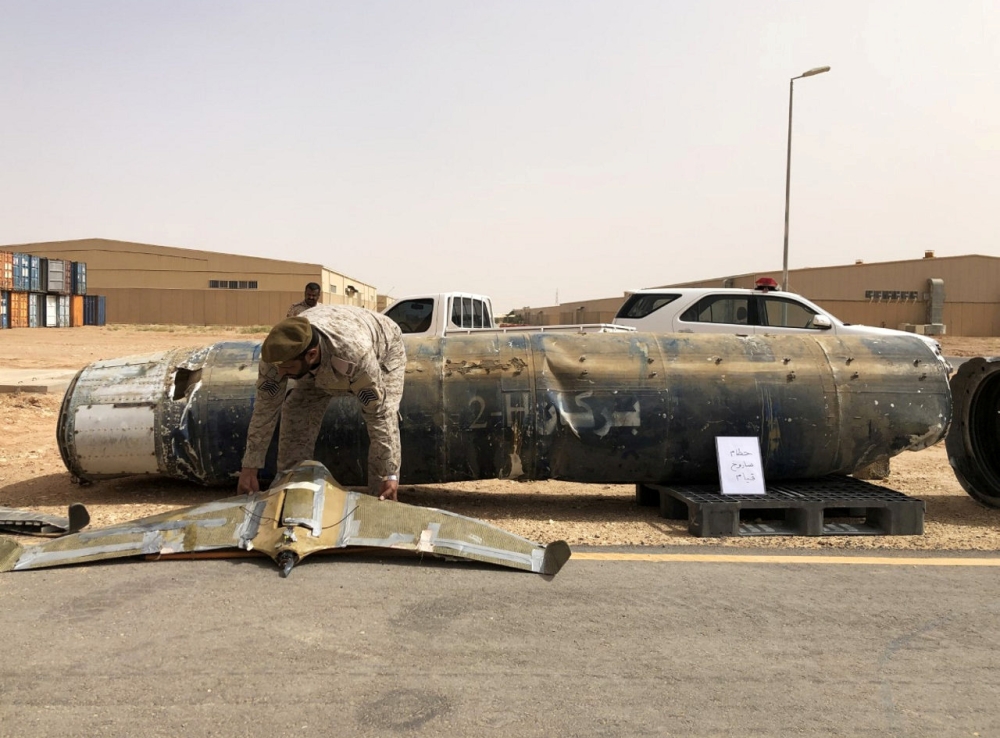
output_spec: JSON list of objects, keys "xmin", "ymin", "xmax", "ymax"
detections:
[{"xmin": 276, "ymin": 359, "xmax": 405, "ymax": 495}]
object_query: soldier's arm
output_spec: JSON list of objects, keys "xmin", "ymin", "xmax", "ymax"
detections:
[
  {"xmin": 349, "ymin": 356, "xmax": 401, "ymax": 486},
  {"xmin": 240, "ymin": 362, "xmax": 287, "ymax": 470}
]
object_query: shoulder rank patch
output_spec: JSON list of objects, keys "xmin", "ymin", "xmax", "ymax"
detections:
[
  {"xmin": 258, "ymin": 379, "xmax": 281, "ymax": 397},
  {"xmin": 356, "ymin": 387, "xmax": 379, "ymax": 406}
]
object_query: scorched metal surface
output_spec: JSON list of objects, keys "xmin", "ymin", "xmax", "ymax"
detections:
[{"xmin": 56, "ymin": 332, "xmax": 951, "ymax": 487}]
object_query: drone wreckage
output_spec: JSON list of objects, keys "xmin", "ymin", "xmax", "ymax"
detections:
[{"xmin": 0, "ymin": 460, "xmax": 571, "ymax": 577}]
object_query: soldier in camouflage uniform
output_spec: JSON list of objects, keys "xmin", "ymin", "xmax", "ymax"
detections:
[
  {"xmin": 286, "ymin": 282, "xmax": 321, "ymax": 317},
  {"xmin": 237, "ymin": 305, "xmax": 406, "ymax": 501}
]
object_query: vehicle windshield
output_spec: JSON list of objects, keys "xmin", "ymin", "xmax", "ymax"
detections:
[
  {"xmin": 616, "ymin": 293, "xmax": 680, "ymax": 319},
  {"xmin": 384, "ymin": 299, "xmax": 434, "ymax": 333}
]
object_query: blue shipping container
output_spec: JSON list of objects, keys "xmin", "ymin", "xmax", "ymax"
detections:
[
  {"xmin": 72, "ymin": 262, "xmax": 88, "ymax": 295},
  {"xmin": 84, "ymin": 294, "xmax": 107, "ymax": 326},
  {"xmin": 12, "ymin": 253, "xmax": 31, "ymax": 292},
  {"xmin": 28, "ymin": 256, "xmax": 42, "ymax": 292},
  {"xmin": 0, "ymin": 290, "xmax": 8, "ymax": 328}
]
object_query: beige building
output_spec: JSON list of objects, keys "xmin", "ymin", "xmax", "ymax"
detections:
[
  {"xmin": 518, "ymin": 252, "xmax": 1000, "ymax": 337},
  {"xmin": 4, "ymin": 238, "xmax": 379, "ymax": 326}
]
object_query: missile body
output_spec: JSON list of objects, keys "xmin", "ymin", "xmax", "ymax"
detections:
[{"xmin": 57, "ymin": 332, "xmax": 951, "ymax": 487}]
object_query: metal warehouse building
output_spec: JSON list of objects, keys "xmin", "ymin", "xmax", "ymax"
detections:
[
  {"xmin": 519, "ymin": 252, "xmax": 1000, "ymax": 337},
  {"xmin": 2, "ymin": 238, "xmax": 379, "ymax": 326}
]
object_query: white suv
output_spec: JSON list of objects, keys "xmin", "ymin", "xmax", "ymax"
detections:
[{"xmin": 613, "ymin": 284, "xmax": 936, "ymax": 343}]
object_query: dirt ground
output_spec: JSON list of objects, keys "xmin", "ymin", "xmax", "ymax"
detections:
[{"xmin": 1, "ymin": 325, "xmax": 999, "ymax": 551}]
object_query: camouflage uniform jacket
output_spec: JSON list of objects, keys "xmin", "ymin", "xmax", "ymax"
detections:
[
  {"xmin": 242, "ymin": 305, "xmax": 406, "ymax": 483},
  {"xmin": 286, "ymin": 300, "xmax": 314, "ymax": 317}
]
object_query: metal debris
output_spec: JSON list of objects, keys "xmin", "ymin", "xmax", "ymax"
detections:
[
  {"xmin": 0, "ymin": 504, "xmax": 90, "ymax": 536},
  {"xmin": 0, "ymin": 461, "xmax": 571, "ymax": 577},
  {"xmin": 56, "ymin": 332, "xmax": 952, "ymax": 489}
]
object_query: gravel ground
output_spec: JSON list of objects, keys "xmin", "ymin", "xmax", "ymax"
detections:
[{"xmin": 1, "ymin": 325, "xmax": 998, "ymax": 551}]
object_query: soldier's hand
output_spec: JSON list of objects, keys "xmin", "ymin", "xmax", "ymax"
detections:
[
  {"xmin": 378, "ymin": 478, "xmax": 399, "ymax": 502},
  {"xmin": 237, "ymin": 467, "xmax": 260, "ymax": 495}
]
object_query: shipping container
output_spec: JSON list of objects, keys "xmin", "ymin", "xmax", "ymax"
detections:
[
  {"xmin": 45, "ymin": 294, "xmax": 58, "ymax": 327},
  {"xmin": 84, "ymin": 294, "xmax": 107, "ymax": 326},
  {"xmin": 72, "ymin": 261, "xmax": 88, "ymax": 295},
  {"xmin": 35, "ymin": 293, "xmax": 47, "ymax": 328},
  {"xmin": 46, "ymin": 258, "xmax": 71, "ymax": 294},
  {"xmin": 0, "ymin": 252, "xmax": 12, "ymax": 291},
  {"xmin": 28, "ymin": 292, "xmax": 39, "ymax": 327},
  {"xmin": 0, "ymin": 290, "xmax": 8, "ymax": 328},
  {"xmin": 12, "ymin": 253, "xmax": 31, "ymax": 292},
  {"xmin": 70, "ymin": 295, "xmax": 84, "ymax": 326},
  {"xmin": 57, "ymin": 294, "xmax": 70, "ymax": 327},
  {"xmin": 29, "ymin": 255, "xmax": 42, "ymax": 292},
  {"xmin": 10, "ymin": 292, "xmax": 29, "ymax": 328}
]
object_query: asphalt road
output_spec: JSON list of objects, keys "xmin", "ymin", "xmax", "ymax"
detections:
[{"xmin": 1, "ymin": 547, "xmax": 998, "ymax": 738}]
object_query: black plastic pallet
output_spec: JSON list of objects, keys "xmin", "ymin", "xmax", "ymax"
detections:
[{"xmin": 635, "ymin": 476, "xmax": 924, "ymax": 537}]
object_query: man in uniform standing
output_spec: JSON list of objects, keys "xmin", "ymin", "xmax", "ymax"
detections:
[
  {"xmin": 286, "ymin": 282, "xmax": 322, "ymax": 317},
  {"xmin": 237, "ymin": 305, "xmax": 405, "ymax": 501}
]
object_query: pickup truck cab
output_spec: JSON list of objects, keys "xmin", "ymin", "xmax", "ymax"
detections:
[
  {"xmin": 383, "ymin": 293, "xmax": 496, "ymax": 336},
  {"xmin": 384, "ymin": 292, "xmax": 634, "ymax": 337}
]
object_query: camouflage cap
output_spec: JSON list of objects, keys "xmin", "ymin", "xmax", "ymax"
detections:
[{"xmin": 261, "ymin": 317, "xmax": 313, "ymax": 363}]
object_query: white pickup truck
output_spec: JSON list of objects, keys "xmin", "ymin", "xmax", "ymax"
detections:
[{"xmin": 382, "ymin": 292, "xmax": 634, "ymax": 337}]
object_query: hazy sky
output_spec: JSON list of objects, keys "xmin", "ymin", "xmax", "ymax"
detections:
[{"xmin": 2, "ymin": 1, "xmax": 997, "ymax": 312}]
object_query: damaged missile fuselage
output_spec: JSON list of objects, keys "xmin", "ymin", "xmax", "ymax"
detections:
[{"xmin": 57, "ymin": 332, "xmax": 952, "ymax": 488}]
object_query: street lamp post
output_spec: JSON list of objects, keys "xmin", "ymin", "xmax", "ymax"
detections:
[{"xmin": 781, "ymin": 65, "xmax": 830, "ymax": 292}]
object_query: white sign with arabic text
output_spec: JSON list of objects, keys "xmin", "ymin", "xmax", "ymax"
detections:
[{"xmin": 715, "ymin": 436, "xmax": 766, "ymax": 495}]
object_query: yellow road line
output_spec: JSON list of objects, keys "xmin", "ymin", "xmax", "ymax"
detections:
[{"xmin": 572, "ymin": 552, "xmax": 1000, "ymax": 566}]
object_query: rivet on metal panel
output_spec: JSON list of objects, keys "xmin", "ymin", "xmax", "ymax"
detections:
[
  {"xmin": 578, "ymin": 356, "xmax": 586, "ymax": 362},
  {"xmin": 913, "ymin": 359, "xmax": 921, "ymax": 367},
  {"xmin": 851, "ymin": 372, "xmax": 860, "ymax": 379},
  {"xmin": 782, "ymin": 357, "xmax": 791, "ymax": 364},
  {"xmin": 919, "ymin": 373, "xmax": 927, "ymax": 380},
  {"xmin": 648, "ymin": 372, "xmax": 657, "ymax": 378},
  {"xmin": 647, "ymin": 357, "xmax": 654, "ymax": 364},
  {"xmin": 846, "ymin": 357, "xmax": 854, "ymax": 364},
  {"xmin": 580, "ymin": 370, "xmax": 589, "ymax": 377},
  {"xmin": 786, "ymin": 371, "xmax": 796, "ymax": 381},
  {"xmin": 714, "ymin": 357, "xmax": 723, "ymax": 365}
]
